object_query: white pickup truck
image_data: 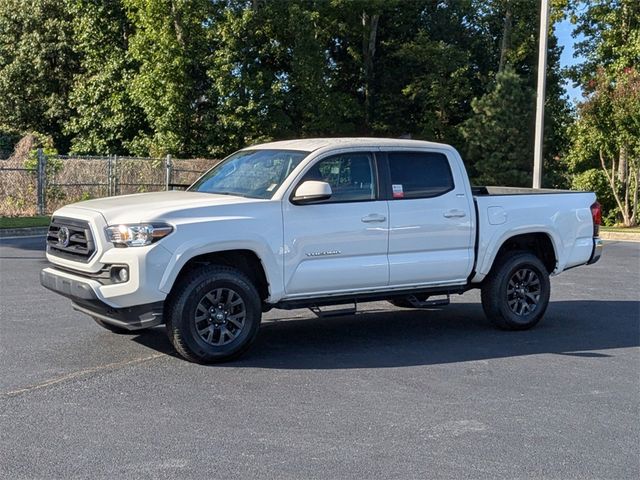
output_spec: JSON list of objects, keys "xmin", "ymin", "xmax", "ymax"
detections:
[{"xmin": 41, "ymin": 138, "xmax": 603, "ymax": 363}]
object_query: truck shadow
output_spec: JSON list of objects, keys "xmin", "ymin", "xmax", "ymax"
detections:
[{"xmin": 133, "ymin": 299, "xmax": 640, "ymax": 369}]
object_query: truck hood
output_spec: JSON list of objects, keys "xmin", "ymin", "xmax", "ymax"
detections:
[{"xmin": 63, "ymin": 191, "xmax": 258, "ymax": 225}]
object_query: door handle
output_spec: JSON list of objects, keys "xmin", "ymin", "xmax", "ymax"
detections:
[
  {"xmin": 443, "ymin": 209, "xmax": 467, "ymax": 218},
  {"xmin": 361, "ymin": 214, "xmax": 387, "ymax": 223}
]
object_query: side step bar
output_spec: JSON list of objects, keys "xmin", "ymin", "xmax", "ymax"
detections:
[
  {"xmin": 407, "ymin": 294, "xmax": 450, "ymax": 308},
  {"xmin": 310, "ymin": 301, "xmax": 358, "ymax": 318}
]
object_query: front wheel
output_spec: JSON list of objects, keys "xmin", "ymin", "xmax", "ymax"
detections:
[
  {"xmin": 481, "ymin": 252, "xmax": 550, "ymax": 330},
  {"xmin": 165, "ymin": 265, "xmax": 262, "ymax": 363}
]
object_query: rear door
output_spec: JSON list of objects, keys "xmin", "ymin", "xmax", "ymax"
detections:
[
  {"xmin": 383, "ymin": 150, "xmax": 474, "ymax": 286},
  {"xmin": 282, "ymin": 151, "xmax": 389, "ymax": 296}
]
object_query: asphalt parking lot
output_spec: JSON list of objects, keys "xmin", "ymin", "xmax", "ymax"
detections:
[{"xmin": 1, "ymin": 237, "xmax": 638, "ymax": 479}]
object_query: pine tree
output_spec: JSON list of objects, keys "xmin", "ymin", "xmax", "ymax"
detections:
[{"xmin": 461, "ymin": 67, "xmax": 534, "ymax": 187}]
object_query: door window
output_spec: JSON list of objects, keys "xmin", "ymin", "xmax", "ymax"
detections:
[
  {"xmin": 388, "ymin": 152, "xmax": 454, "ymax": 199},
  {"xmin": 299, "ymin": 153, "xmax": 376, "ymax": 203}
]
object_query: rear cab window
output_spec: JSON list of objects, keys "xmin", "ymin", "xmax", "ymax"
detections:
[{"xmin": 387, "ymin": 151, "xmax": 454, "ymax": 199}]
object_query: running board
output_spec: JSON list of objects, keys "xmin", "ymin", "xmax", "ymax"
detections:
[
  {"xmin": 310, "ymin": 301, "xmax": 357, "ymax": 318},
  {"xmin": 407, "ymin": 294, "xmax": 450, "ymax": 308}
]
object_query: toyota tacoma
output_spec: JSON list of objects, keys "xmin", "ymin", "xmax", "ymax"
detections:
[{"xmin": 41, "ymin": 138, "xmax": 603, "ymax": 363}]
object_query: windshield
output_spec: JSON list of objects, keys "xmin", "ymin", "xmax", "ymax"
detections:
[{"xmin": 189, "ymin": 149, "xmax": 309, "ymax": 199}]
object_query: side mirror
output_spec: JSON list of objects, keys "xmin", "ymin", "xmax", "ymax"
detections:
[{"xmin": 292, "ymin": 180, "xmax": 332, "ymax": 204}]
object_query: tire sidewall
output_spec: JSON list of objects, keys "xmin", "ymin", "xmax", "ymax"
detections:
[
  {"xmin": 496, "ymin": 254, "xmax": 550, "ymax": 328},
  {"xmin": 170, "ymin": 269, "xmax": 261, "ymax": 362}
]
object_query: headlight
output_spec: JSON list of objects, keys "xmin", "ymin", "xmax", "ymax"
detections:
[{"xmin": 105, "ymin": 223, "xmax": 173, "ymax": 247}]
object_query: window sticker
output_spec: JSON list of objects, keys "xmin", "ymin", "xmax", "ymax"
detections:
[
  {"xmin": 392, "ymin": 184, "xmax": 404, "ymax": 198},
  {"xmin": 266, "ymin": 183, "xmax": 278, "ymax": 192},
  {"xmin": 330, "ymin": 166, "xmax": 340, "ymax": 174}
]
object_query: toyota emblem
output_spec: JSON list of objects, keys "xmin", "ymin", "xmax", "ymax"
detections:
[{"xmin": 57, "ymin": 226, "xmax": 70, "ymax": 247}]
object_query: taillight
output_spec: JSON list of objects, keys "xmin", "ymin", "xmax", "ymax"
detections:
[{"xmin": 590, "ymin": 201, "xmax": 602, "ymax": 236}]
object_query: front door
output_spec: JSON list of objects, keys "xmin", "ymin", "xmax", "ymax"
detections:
[{"xmin": 282, "ymin": 152, "xmax": 389, "ymax": 296}]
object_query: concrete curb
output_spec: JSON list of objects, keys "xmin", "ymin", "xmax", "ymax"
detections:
[
  {"xmin": 0, "ymin": 226, "xmax": 48, "ymax": 238},
  {"xmin": 600, "ymin": 231, "xmax": 640, "ymax": 243}
]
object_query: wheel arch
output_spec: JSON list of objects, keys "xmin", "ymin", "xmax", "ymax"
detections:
[
  {"xmin": 484, "ymin": 232, "xmax": 558, "ymax": 278},
  {"xmin": 161, "ymin": 248, "xmax": 271, "ymax": 302}
]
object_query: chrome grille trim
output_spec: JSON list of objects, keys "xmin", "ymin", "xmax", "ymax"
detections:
[{"xmin": 47, "ymin": 217, "xmax": 96, "ymax": 262}]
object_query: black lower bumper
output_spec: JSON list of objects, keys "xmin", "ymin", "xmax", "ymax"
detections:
[
  {"xmin": 40, "ymin": 267, "xmax": 97, "ymax": 300},
  {"xmin": 587, "ymin": 237, "xmax": 603, "ymax": 265},
  {"xmin": 72, "ymin": 299, "xmax": 164, "ymax": 331},
  {"xmin": 41, "ymin": 268, "xmax": 164, "ymax": 331}
]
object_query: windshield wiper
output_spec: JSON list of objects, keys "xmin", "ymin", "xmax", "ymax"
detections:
[{"xmin": 203, "ymin": 191, "xmax": 250, "ymax": 198}]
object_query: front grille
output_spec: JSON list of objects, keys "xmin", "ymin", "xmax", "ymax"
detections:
[{"xmin": 47, "ymin": 217, "xmax": 96, "ymax": 262}]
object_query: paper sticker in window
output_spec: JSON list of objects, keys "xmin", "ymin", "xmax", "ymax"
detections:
[{"xmin": 392, "ymin": 184, "xmax": 404, "ymax": 198}]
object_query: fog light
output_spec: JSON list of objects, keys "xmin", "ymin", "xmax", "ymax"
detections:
[
  {"xmin": 111, "ymin": 266, "xmax": 129, "ymax": 283},
  {"xmin": 118, "ymin": 268, "xmax": 129, "ymax": 282}
]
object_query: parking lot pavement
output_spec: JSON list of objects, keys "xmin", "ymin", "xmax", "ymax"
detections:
[{"xmin": 1, "ymin": 237, "xmax": 638, "ymax": 479}]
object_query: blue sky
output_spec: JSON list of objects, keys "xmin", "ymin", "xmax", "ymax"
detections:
[{"xmin": 555, "ymin": 17, "xmax": 585, "ymax": 103}]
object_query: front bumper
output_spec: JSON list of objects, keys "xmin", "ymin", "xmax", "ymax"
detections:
[
  {"xmin": 40, "ymin": 268, "xmax": 164, "ymax": 330},
  {"xmin": 587, "ymin": 237, "xmax": 603, "ymax": 265}
]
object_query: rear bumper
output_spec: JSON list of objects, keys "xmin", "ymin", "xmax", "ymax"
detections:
[
  {"xmin": 41, "ymin": 268, "xmax": 163, "ymax": 330},
  {"xmin": 587, "ymin": 237, "xmax": 603, "ymax": 265}
]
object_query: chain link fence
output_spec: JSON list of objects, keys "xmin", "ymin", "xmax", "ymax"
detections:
[{"xmin": 0, "ymin": 150, "xmax": 216, "ymax": 216}]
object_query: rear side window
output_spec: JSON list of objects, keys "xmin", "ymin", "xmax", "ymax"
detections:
[{"xmin": 388, "ymin": 152, "xmax": 454, "ymax": 199}]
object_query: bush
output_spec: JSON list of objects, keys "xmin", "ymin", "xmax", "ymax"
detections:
[
  {"xmin": 0, "ymin": 125, "xmax": 21, "ymax": 156},
  {"xmin": 571, "ymin": 168, "xmax": 618, "ymax": 225}
]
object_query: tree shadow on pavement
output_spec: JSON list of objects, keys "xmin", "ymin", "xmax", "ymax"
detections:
[
  {"xmin": 132, "ymin": 299, "xmax": 640, "ymax": 369},
  {"xmin": 0, "ymin": 236, "xmax": 46, "ymax": 253}
]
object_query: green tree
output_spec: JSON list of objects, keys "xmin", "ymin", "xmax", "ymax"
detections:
[
  {"xmin": 65, "ymin": 0, "xmax": 147, "ymax": 155},
  {"xmin": 461, "ymin": 67, "xmax": 534, "ymax": 186},
  {"xmin": 566, "ymin": 0, "xmax": 640, "ymax": 225},
  {"xmin": 372, "ymin": 0, "xmax": 480, "ymax": 143},
  {"xmin": 0, "ymin": 0, "xmax": 77, "ymax": 151},
  {"xmin": 568, "ymin": 68, "xmax": 639, "ymax": 226},
  {"xmin": 124, "ymin": 0, "xmax": 216, "ymax": 156}
]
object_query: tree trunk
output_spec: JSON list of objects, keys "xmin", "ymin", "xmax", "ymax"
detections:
[
  {"xmin": 499, "ymin": 2, "xmax": 512, "ymax": 73},
  {"xmin": 631, "ymin": 165, "xmax": 639, "ymax": 226},
  {"xmin": 600, "ymin": 148, "xmax": 631, "ymax": 226},
  {"xmin": 170, "ymin": 1, "xmax": 185, "ymax": 48},
  {"xmin": 362, "ymin": 11, "xmax": 379, "ymax": 133},
  {"xmin": 618, "ymin": 144, "xmax": 627, "ymax": 182}
]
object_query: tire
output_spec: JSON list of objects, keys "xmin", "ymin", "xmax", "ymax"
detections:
[
  {"xmin": 165, "ymin": 265, "xmax": 262, "ymax": 363},
  {"xmin": 92, "ymin": 317, "xmax": 141, "ymax": 335},
  {"xmin": 481, "ymin": 251, "xmax": 550, "ymax": 330}
]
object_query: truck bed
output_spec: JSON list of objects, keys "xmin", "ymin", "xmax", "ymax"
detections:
[
  {"xmin": 471, "ymin": 189, "xmax": 597, "ymax": 282},
  {"xmin": 472, "ymin": 186, "xmax": 586, "ymax": 196}
]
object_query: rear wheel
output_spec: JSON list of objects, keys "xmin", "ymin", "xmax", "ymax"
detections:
[
  {"xmin": 481, "ymin": 251, "xmax": 550, "ymax": 330},
  {"xmin": 165, "ymin": 265, "xmax": 262, "ymax": 363}
]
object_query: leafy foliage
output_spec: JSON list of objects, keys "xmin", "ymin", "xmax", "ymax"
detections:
[
  {"xmin": 123, "ymin": 0, "xmax": 217, "ymax": 157},
  {"xmin": 0, "ymin": 0, "xmax": 77, "ymax": 151},
  {"xmin": 566, "ymin": 0, "xmax": 639, "ymax": 226},
  {"xmin": 461, "ymin": 67, "xmax": 534, "ymax": 186},
  {"xmin": 0, "ymin": 0, "xmax": 577, "ymax": 196},
  {"xmin": 65, "ymin": 0, "xmax": 147, "ymax": 155}
]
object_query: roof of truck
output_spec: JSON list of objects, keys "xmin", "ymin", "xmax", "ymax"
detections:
[{"xmin": 243, "ymin": 137, "xmax": 451, "ymax": 152}]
